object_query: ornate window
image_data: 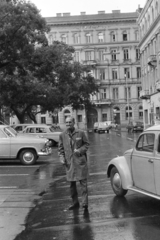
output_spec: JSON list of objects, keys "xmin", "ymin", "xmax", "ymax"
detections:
[
  {"xmin": 122, "ymin": 31, "xmax": 128, "ymax": 41},
  {"xmin": 85, "ymin": 51, "xmax": 92, "ymax": 61},
  {"xmin": 61, "ymin": 34, "xmax": 67, "ymax": 44},
  {"xmin": 98, "ymin": 32, "xmax": 104, "ymax": 43},
  {"xmin": 136, "ymin": 49, "xmax": 140, "ymax": 60},
  {"xmin": 74, "ymin": 51, "xmax": 80, "ymax": 62},
  {"xmin": 113, "ymin": 88, "xmax": 119, "ymax": 100},
  {"xmin": 73, "ymin": 33, "xmax": 79, "ymax": 44},
  {"xmin": 86, "ymin": 33, "xmax": 92, "ymax": 43},
  {"xmin": 111, "ymin": 50, "xmax": 117, "ymax": 61},
  {"xmin": 139, "ymin": 105, "xmax": 143, "ymax": 119},
  {"xmin": 112, "ymin": 68, "xmax": 118, "ymax": 80},
  {"xmin": 111, "ymin": 31, "xmax": 116, "ymax": 42},
  {"xmin": 101, "ymin": 88, "xmax": 107, "ymax": 99},
  {"xmin": 99, "ymin": 49, "xmax": 105, "ymax": 61},
  {"xmin": 99, "ymin": 69, "xmax": 105, "ymax": 80},
  {"xmin": 135, "ymin": 31, "xmax": 139, "ymax": 41},
  {"xmin": 125, "ymin": 106, "xmax": 132, "ymax": 120},
  {"xmin": 123, "ymin": 49, "xmax": 129, "ymax": 60},
  {"xmin": 124, "ymin": 68, "xmax": 130, "ymax": 78}
]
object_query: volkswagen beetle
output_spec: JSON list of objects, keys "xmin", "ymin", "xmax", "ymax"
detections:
[{"xmin": 107, "ymin": 125, "xmax": 160, "ymax": 200}]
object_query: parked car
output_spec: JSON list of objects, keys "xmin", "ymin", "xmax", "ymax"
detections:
[
  {"xmin": 97, "ymin": 122, "xmax": 109, "ymax": 133},
  {"xmin": 107, "ymin": 124, "xmax": 160, "ymax": 199},
  {"xmin": 0, "ymin": 125, "xmax": 51, "ymax": 165},
  {"xmin": 105, "ymin": 121, "xmax": 117, "ymax": 129},
  {"xmin": 11, "ymin": 123, "xmax": 35, "ymax": 133},
  {"xmin": 93, "ymin": 122, "xmax": 99, "ymax": 132},
  {"xmin": 22, "ymin": 124, "xmax": 61, "ymax": 146},
  {"xmin": 126, "ymin": 121, "xmax": 144, "ymax": 132}
]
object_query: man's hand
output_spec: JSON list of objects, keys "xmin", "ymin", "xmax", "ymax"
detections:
[
  {"xmin": 59, "ymin": 156, "xmax": 66, "ymax": 165},
  {"xmin": 74, "ymin": 149, "xmax": 81, "ymax": 157}
]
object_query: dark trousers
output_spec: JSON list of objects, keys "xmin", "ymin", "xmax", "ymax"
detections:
[{"xmin": 70, "ymin": 179, "xmax": 88, "ymax": 206}]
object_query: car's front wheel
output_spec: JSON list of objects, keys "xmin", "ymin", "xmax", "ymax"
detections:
[
  {"xmin": 19, "ymin": 149, "xmax": 38, "ymax": 165},
  {"xmin": 110, "ymin": 167, "xmax": 128, "ymax": 197}
]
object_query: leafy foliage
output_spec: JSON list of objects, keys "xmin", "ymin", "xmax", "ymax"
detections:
[{"xmin": 0, "ymin": 0, "xmax": 98, "ymax": 123}]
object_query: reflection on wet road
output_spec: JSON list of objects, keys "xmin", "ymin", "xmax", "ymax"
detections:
[{"xmin": 14, "ymin": 131, "xmax": 160, "ymax": 240}]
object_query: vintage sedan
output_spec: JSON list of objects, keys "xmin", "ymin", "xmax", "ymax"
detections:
[
  {"xmin": 22, "ymin": 124, "xmax": 61, "ymax": 146},
  {"xmin": 107, "ymin": 125, "xmax": 160, "ymax": 200},
  {"xmin": 0, "ymin": 125, "xmax": 51, "ymax": 165}
]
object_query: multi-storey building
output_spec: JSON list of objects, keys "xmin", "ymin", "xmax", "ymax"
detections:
[
  {"xmin": 138, "ymin": 0, "xmax": 160, "ymax": 129},
  {"xmin": 45, "ymin": 9, "xmax": 142, "ymax": 129}
]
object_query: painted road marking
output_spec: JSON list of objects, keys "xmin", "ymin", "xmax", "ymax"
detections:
[
  {"xmin": 0, "ymin": 186, "xmax": 17, "ymax": 189},
  {"xmin": 0, "ymin": 174, "xmax": 29, "ymax": 176}
]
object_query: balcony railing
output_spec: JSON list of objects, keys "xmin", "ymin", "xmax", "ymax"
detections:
[
  {"xmin": 123, "ymin": 59, "xmax": 131, "ymax": 63},
  {"xmin": 140, "ymin": 90, "xmax": 150, "ymax": 100},
  {"xmin": 82, "ymin": 60, "xmax": 97, "ymax": 66},
  {"xmin": 148, "ymin": 55, "xmax": 157, "ymax": 67},
  {"xmin": 111, "ymin": 59, "xmax": 119, "ymax": 64},
  {"xmin": 91, "ymin": 99, "xmax": 112, "ymax": 105}
]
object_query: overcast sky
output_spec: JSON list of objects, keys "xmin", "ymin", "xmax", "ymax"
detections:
[{"xmin": 29, "ymin": 0, "xmax": 147, "ymax": 17}]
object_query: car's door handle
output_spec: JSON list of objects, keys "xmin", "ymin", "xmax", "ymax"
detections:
[{"xmin": 148, "ymin": 159, "xmax": 154, "ymax": 163}]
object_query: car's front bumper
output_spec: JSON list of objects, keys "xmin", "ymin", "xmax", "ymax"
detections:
[{"xmin": 38, "ymin": 147, "xmax": 52, "ymax": 156}]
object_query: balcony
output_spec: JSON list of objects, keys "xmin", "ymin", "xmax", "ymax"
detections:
[
  {"xmin": 148, "ymin": 55, "xmax": 157, "ymax": 67},
  {"xmin": 111, "ymin": 59, "xmax": 119, "ymax": 64},
  {"xmin": 82, "ymin": 60, "xmax": 97, "ymax": 66},
  {"xmin": 140, "ymin": 90, "xmax": 150, "ymax": 100},
  {"xmin": 91, "ymin": 99, "xmax": 112, "ymax": 106},
  {"xmin": 156, "ymin": 80, "xmax": 160, "ymax": 92},
  {"xmin": 123, "ymin": 59, "xmax": 131, "ymax": 63}
]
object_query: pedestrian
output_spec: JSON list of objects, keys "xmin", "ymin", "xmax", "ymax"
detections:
[{"xmin": 58, "ymin": 116, "xmax": 89, "ymax": 211}]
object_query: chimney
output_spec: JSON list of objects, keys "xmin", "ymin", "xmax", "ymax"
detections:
[
  {"xmin": 63, "ymin": 13, "xmax": 70, "ymax": 16},
  {"xmin": 81, "ymin": 12, "xmax": 86, "ymax": 15},
  {"xmin": 56, "ymin": 13, "xmax": 62, "ymax": 17},
  {"xmin": 112, "ymin": 10, "xmax": 121, "ymax": 14},
  {"xmin": 98, "ymin": 11, "xmax": 105, "ymax": 14}
]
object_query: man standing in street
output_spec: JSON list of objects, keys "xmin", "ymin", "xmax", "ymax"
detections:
[{"xmin": 58, "ymin": 116, "xmax": 89, "ymax": 211}]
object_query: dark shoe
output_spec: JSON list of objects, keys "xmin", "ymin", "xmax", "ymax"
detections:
[
  {"xmin": 82, "ymin": 205, "xmax": 88, "ymax": 211},
  {"xmin": 68, "ymin": 203, "xmax": 80, "ymax": 210}
]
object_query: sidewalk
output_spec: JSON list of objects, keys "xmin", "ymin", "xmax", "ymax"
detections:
[
  {"xmin": 0, "ymin": 157, "xmax": 64, "ymax": 240},
  {"xmin": 0, "ymin": 188, "xmax": 37, "ymax": 240}
]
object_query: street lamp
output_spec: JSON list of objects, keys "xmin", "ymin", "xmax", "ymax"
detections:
[{"xmin": 124, "ymin": 72, "xmax": 130, "ymax": 123}]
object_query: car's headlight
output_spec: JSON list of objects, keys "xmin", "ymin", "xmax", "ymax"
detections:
[{"xmin": 45, "ymin": 140, "xmax": 51, "ymax": 147}]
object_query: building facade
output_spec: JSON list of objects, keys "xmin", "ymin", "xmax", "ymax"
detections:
[
  {"xmin": 45, "ymin": 9, "xmax": 142, "ymax": 129},
  {"xmin": 138, "ymin": 0, "xmax": 160, "ymax": 129}
]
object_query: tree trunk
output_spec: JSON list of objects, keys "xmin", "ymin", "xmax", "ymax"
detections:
[
  {"xmin": 27, "ymin": 110, "xmax": 37, "ymax": 123},
  {"xmin": 10, "ymin": 107, "xmax": 25, "ymax": 123}
]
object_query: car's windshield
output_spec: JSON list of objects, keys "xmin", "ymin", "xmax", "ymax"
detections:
[
  {"xmin": 3, "ymin": 127, "xmax": 17, "ymax": 137},
  {"xmin": 49, "ymin": 127, "xmax": 56, "ymax": 132}
]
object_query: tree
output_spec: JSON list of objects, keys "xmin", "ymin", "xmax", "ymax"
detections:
[{"xmin": 0, "ymin": 0, "xmax": 98, "ymax": 123}]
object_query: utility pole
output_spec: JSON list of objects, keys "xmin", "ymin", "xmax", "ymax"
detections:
[{"xmin": 125, "ymin": 71, "xmax": 130, "ymax": 123}]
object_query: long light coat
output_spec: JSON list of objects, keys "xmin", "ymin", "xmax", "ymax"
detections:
[{"xmin": 58, "ymin": 128, "xmax": 89, "ymax": 181}]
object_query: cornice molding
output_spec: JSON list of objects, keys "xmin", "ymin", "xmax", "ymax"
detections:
[{"xmin": 47, "ymin": 19, "xmax": 136, "ymax": 27}]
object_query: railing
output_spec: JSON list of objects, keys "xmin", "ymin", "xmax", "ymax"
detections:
[
  {"xmin": 140, "ymin": 90, "xmax": 150, "ymax": 99},
  {"xmin": 91, "ymin": 99, "xmax": 112, "ymax": 105},
  {"xmin": 82, "ymin": 60, "xmax": 97, "ymax": 66}
]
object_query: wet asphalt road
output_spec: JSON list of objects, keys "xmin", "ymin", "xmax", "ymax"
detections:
[{"xmin": 8, "ymin": 131, "xmax": 160, "ymax": 240}]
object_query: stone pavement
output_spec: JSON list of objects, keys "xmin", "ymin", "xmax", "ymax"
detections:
[{"xmin": 0, "ymin": 188, "xmax": 38, "ymax": 240}]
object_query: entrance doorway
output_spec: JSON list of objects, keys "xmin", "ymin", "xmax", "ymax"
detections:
[
  {"xmin": 113, "ymin": 106, "xmax": 120, "ymax": 124},
  {"xmin": 87, "ymin": 108, "xmax": 98, "ymax": 129}
]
